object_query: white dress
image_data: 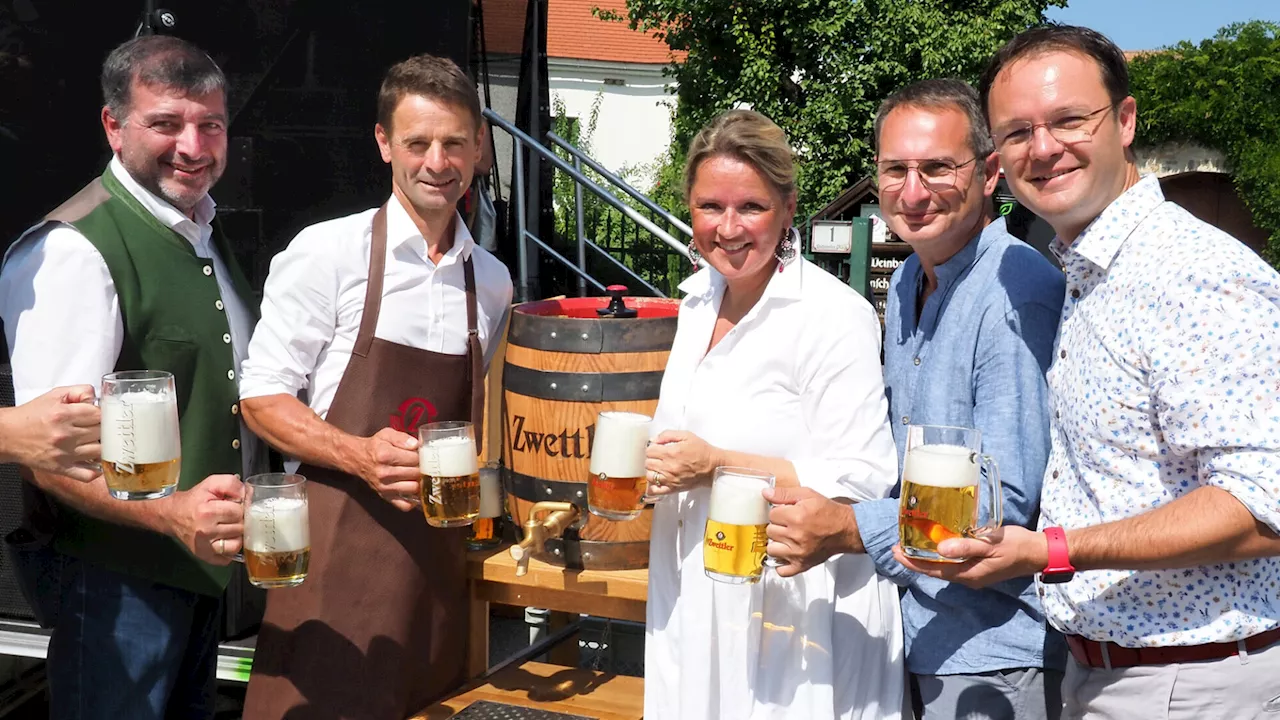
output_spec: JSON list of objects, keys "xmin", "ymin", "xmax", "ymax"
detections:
[{"xmin": 644, "ymin": 258, "xmax": 905, "ymax": 720}]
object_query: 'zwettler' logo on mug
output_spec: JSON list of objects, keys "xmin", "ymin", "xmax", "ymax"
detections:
[
  {"xmin": 390, "ymin": 397, "xmax": 438, "ymax": 434},
  {"xmin": 705, "ymin": 530, "xmax": 734, "ymax": 552}
]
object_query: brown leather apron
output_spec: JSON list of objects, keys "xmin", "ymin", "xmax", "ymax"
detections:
[{"xmin": 243, "ymin": 204, "xmax": 484, "ymax": 719}]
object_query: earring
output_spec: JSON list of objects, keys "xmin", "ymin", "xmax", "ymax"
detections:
[
  {"xmin": 775, "ymin": 227, "xmax": 799, "ymax": 265},
  {"xmin": 687, "ymin": 239, "xmax": 702, "ymax": 268}
]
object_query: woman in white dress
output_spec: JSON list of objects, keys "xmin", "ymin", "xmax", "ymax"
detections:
[{"xmin": 643, "ymin": 110, "xmax": 905, "ymax": 720}]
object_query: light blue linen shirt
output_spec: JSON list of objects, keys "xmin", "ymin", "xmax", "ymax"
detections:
[{"xmin": 853, "ymin": 217, "xmax": 1068, "ymax": 675}]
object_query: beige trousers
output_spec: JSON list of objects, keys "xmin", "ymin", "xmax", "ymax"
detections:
[{"xmin": 1062, "ymin": 639, "xmax": 1280, "ymax": 720}]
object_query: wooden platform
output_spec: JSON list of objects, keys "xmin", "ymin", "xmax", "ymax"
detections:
[
  {"xmin": 412, "ymin": 661, "xmax": 644, "ymax": 720},
  {"xmin": 469, "ymin": 546, "xmax": 647, "ymax": 616},
  {"xmin": 467, "ymin": 546, "xmax": 649, "ymax": 675}
]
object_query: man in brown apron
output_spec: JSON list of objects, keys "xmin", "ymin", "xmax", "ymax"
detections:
[{"xmin": 236, "ymin": 54, "xmax": 513, "ymax": 719}]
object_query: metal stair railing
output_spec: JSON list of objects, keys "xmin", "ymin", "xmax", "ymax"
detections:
[
  {"xmin": 484, "ymin": 108, "xmax": 692, "ymax": 301},
  {"xmin": 546, "ymin": 130, "xmax": 693, "ymax": 239}
]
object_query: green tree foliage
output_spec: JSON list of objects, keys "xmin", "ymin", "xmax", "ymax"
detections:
[
  {"xmin": 1128, "ymin": 21, "xmax": 1280, "ymax": 262},
  {"xmin": 601, "ymin": 0, "xmax": 1065, "ymax": 218}
]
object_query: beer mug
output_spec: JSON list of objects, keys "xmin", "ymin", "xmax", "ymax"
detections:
[
  {"xmin": 242, "ymin": 473, "xmax": 310, "ymax": 588},
  {"xmin": 418, "ymin": 421, "xmax": 480, "ymax": 528},
  {"xmin": 100, "ymin": 370, "xmax": 181, "ymax": 500},
  {"xmin": 586, "ymin": 411, "xmax": 652, "ymax": 521},
  {"xmin": 703, "ymin": 467, "xmax": 773, "ymax": 584},
  {"xmin": 899, "ymin": 424, "xmax": 1002, "ymax": 563},
  {"xmin": 466, "ymin": 463, "xmax": 504, "ymax": 550}
]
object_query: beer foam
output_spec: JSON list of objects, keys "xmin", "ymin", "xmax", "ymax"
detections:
[
  {"xmin": 419, "ymin": 435, "xmax": 479, "ymax": 477},
  {"xmin": 708, "ymin": 473, "xmax": 770, "ymax": 526},
  {"xmin": 903, "ymin": 444, "xmax": 979, "ymax": 488},
  {"xmin": 246, "ymin": 496, "xmax": 310, "ymax": 552},
  {"xmin": 101, "ymin": 391, "xmax": 181, "ymax": 465},
  {"xmin": 589, "ymin": 411, "xmax": 650, "ymax": 478}
]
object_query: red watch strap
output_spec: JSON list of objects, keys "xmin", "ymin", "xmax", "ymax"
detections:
[{"xmin": 1044, "ymin": 526, "xmax": 1072, "ymax": 571}]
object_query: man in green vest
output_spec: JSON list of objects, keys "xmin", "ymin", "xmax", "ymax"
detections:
[{"xmin": 0, "ymin": 35, "xmax": 261, "ymax": 719}]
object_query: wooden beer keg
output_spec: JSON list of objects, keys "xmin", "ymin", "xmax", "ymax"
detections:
[{"xmin": 502, "ymin": 290, "xmax": 680, "ymax": 570}]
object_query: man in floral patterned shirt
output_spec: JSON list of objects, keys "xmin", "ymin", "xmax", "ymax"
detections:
[{"xmin": 896, "ymin": 24, "xmax": 1280, "ymax": 720}]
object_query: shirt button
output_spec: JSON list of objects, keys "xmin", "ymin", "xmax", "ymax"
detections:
[
  {"xmin": 901, "ymin": 416, "xmax": 910, "ymax": 425},
  {"xmin": 913, "ymin": 357, "xmax": 921, "ymax": 366},
  {"xmin": 1070, "ymin": 289, "xmax": 1081, "ymax": 299},
  {"xmin": 203, "ymin": 265, "xmax": 213, "ymax": 276},
  {"xmin": 232, "ymin": 439, "xmax": 241, "ymax": 450},
  {"xmin": 231, "ymin": 403, "xmax": 239, "ymax": 415},
  {"xmin": 222, "ymin": 333, "xmax": 231, "ymax": 344},
  {"xmin": 1059, "ymin": 349, "xmax": 1067, "ymax": 359},
  {"xmin": 215, "ymin": 300, "xmax": 224, "ymax": 311},
  {"xmin": 1052, "ymin": 470, "xmax": 1060, "ymax": 479},
  {"xmin": 226, "ymin": 370, "xmax": 235, "ymax": 380}
]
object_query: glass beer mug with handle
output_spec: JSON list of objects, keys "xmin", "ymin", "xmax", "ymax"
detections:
[
  {"xmin": 242, "ymin": 473, "xmax": 310, "ymax": 588},
  {"xmin": 418, "ymin": 421, "xmax": 481, "ymax": 528},
  {"xmin": 703, "ymin": 467, "xmax": 774, "ymax": 584},
  {"xmin": 100, "ymin": 370, "xmax": 182, "ymax": 500},
  {"xmin": 899, "ymin": 424, "xmax": 1002, "ymax": 563},
  {"xmin": 587, "ymin": 411, "xmax": 652, "ymax": 521},
  {"xmin": 466, "ymin": 462, "xmax": 505, "ymax": 550}
]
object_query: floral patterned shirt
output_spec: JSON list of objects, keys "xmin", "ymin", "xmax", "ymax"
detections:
[{"xmin": 1039, "ymin": 175, "xmax": 1280, "ymax": 648}]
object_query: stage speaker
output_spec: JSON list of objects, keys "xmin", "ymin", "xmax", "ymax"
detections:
[{"xmin": 0, "ymin": 365, "xmax": 36, "ymax": 621}]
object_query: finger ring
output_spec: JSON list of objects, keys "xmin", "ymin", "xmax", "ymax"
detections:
[
  {"xmin": 216, "ymin": 538, "xmax": 226, "ymax": 555},
  {"xmin": 649, "ymin": 470, "xmax": 666, "ymax": 485}
]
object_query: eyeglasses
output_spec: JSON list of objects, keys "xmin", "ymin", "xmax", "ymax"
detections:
[
  {"xmin": 991, "ymin": 104, "xmax": 1114, "ymax": 153},
  {"xmin": 875, "ymin": 157, "xmax": 978, "ymax": 193}
]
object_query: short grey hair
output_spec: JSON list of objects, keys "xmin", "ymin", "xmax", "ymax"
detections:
[
  {"xmin": 873, "ymin": 78, "xmax": 996, "ymax": 164},
  {"xmin": 101, "ymin": 35, "xmax": 226, "ymax": 118}
]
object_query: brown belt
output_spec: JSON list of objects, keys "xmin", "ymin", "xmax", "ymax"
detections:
[{"xmin": 1066, "ymin": 627, "xmax": 1280, "ymax": 669}]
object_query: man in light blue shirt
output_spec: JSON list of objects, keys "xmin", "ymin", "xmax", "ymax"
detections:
[{"xmin": 765, "ymin": 79, "xmax": 1065, "ymax": 719}]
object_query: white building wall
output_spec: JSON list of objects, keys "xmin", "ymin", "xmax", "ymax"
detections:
[{"xmin": 548, "ymin": 58, "xmax": 676, "ymax": 189}]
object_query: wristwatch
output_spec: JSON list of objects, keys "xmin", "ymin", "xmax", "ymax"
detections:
[{"xmin": 1040, "ymin": 527, "xmax": 1075, "ymax": 584}]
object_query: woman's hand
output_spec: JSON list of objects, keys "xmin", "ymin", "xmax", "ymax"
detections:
[{"xmin": 644, "ymin": 430, "xmax": 720, "ymax": 496}]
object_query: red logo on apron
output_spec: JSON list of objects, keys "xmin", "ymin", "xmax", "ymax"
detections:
[{"xmin": 389, "ymin": 397, "xmax": 438, "ymax": 434}]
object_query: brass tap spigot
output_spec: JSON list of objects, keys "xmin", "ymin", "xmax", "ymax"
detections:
[{"xmin": 510, "ymin": 501, "xmax": 578, "ymax": 576}]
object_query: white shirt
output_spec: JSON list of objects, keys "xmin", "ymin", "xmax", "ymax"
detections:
[
  {"xmin": 644, "ymin": 258, "xmax": 904, "ymax": 720},
  {"xmin": 0, "ymin": 156, "xmax": 261, "ymax": 477},
  {"xmin": 1040, "ymin": 175, "xmax": 1280, "ymax": 648},
  {"xmin": 238, "ymin": 196, "xmax": 512, "ymax": 423}
]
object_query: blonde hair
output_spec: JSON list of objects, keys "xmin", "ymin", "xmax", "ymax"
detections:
[{"xmin": 683, "ymin": 110, "xmax": 796, "ymax": 202}]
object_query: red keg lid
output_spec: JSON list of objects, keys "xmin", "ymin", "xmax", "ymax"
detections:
[{"xmin": 515, "ymin": 295, "xmax": 680, "ymax": 319}]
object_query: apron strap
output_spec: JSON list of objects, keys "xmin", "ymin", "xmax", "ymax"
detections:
[
  {"xmin": 463, "ymin": 258, "xmax": 485, "ymax": 433},
  {"xmin": 356, "ymin": 205, "xmax": 484, "ymax": 431},
  {"xmin": 354, "ymin": 204, "xmax": 390, "ymax": 358}
]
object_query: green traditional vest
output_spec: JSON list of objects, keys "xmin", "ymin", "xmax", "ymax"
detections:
[{"xmin": 40, "ymin": 166, "xmax": 257, "ymax": 596}]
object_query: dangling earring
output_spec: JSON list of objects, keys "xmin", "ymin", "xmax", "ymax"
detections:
[
  {"xmin": 687, "ymin": 238, "xmax": 702, "ymax": 268},
  {"xmin": 775, "ymin": 226, "xmax": 799, "ymax": 267}
]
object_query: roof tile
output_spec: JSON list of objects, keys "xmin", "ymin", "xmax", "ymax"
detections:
[{"xmin": 482, "ymin": 0, "xmax": 682, "ymax": 64}]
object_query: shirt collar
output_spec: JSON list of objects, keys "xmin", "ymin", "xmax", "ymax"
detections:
[
  {"xmin": 677, "ymin": 256, "xmax": 805, "ymax": 306},
  {"xmin": 385, "ymin": 194, "xmax": 475, "ymax": 264},
  {"xmin": 108, "ymin": 155, "xmax": 216, "ymax": 232},
  {"xmin": 929, "ymin": 216, "xmax": 1009, "ymax": 292},
  {"xmin": 1051, "ymin": 174, "xmax": 1163, "ymax": 271}
]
